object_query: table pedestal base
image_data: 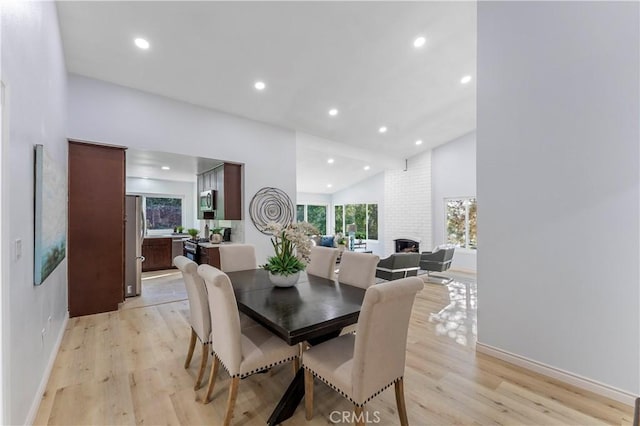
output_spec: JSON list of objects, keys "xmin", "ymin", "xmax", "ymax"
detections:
[{"xmin": 267, "ymin": 331, "xmax": 341, "ymax": 425}]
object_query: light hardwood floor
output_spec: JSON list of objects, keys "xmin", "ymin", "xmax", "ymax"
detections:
[
  {"xmin": 34, "ymin": 274, "xmax": 633, "ymax": 425},
  {"xmin": 120, "ymin": 270, "xmax": 187, "ymax": 310}
]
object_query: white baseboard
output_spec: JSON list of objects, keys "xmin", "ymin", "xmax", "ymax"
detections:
[
  {"xmin": 476, "ymin": 342, "xmax": 637, "ymax": 407},
  {"xmin": 25, "ymin": 312, "xmax": 69, "ymax": 425}
]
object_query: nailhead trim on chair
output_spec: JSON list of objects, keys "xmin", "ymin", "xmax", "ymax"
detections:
[
  {"xmin": 303, "ymin": 366, "xmax": 402, "ymax": 407},
  {"xmin": 197, "ymin": 336, "xmax": 212, "ymax": 345},
  {"xmin": 211, "ymin": 348, "xmax": 299, "ymax": 379}
]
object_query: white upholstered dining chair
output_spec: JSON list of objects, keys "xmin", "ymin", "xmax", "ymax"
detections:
[
  {"xmin": 174, "ymin": 255, "xmax": 211, "ymax": 390},
  {"xmin": 337, "ymin": 251, "xmax": 380, "ymax": 289},
  {"xmin": 219, "ymin": 244, "xmax": 257, "ymax": 273},
  {"xmin": 197, "ymin": 264, "xmax": 300, "ymax": 426},
  {"xmin": 306, "ymin": 246, "xmax": 340, "ymax": 280},
  {"xmin": 303, "ymin": 277, "xmax": 423, "ymax": 426},
  {"xmin": 337, "ymin": 251, "xmax": 380, "ymax": 335}
]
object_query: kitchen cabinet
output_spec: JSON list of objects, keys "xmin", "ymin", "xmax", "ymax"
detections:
[
  {"xmin": 197, "ymin": 163, "xmax": 242, "ymax": 220},
  {"xmin": 198, "ymin": 169, "xmax": 216, "ymax": 191},
  {"xmin": 198, "ymin": 246, "xmax": 221, "ymax": 269},
  {"xmin": 215, "ymin": 163, "xmax": 242, "ymax": 220},
  {"xmin": 142, "ymin": 237, "xmax": 173, "ymax": 271},
  {"xmin": 68, "ymin": 141, "xmax": 125, "ymax": 317}
]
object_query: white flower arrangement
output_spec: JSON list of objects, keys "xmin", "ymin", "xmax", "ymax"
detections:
[{"xmin": 261, "ymin": 221, "xmax": 319, "ymax": 275}]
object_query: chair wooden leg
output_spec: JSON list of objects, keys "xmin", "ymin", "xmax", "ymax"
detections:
[
  {"xmin": 204, "ymin": 355, "xmax": 220, "ymax": 404},
  {"xmin": 394, "ymin": 378, "xmax": 408, "ymax": 426},
  {"xmin": 354, "ymin": 405, "xmax": 365, "ymax": 426},
  {"xmin": 292, "ymin": 357, "xmax": 300, "ymax": 376},
  {"xmin": 304, "ymin": 369, "xmax": 314, "ymax": 420},
  {"xmin": 222, "ymin": 377, "xmax": 240, "ymax": 426},
  {"xmin": 184, "ymin": 328, "xmax": 197, "ymax": 368},
  {"xmin": 194, "ymin": 342, "xmax": 209, "ymax": 390}
]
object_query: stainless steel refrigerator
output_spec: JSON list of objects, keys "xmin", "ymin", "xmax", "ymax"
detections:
[{"xmin": 125, "ymin": 195, "xmax": 145, "ymax": 297}]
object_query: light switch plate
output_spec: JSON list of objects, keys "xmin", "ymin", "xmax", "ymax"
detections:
[{"xmin": 15, "ymin": 239, "xmax": 22, "ymax": 260}]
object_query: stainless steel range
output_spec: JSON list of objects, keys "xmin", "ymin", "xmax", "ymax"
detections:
[
  {"xmin": 183, "ymin": 238, "xmax": 210, "ymax": 263},
  {"xmin": 183, "ymin": 240, "xmax": 199, "ymax": 262}
]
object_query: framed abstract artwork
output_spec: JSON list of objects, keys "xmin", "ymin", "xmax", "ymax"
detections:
[{"xmin": 34, "ymin": 144, "xmax": 67, "ymax": 285}]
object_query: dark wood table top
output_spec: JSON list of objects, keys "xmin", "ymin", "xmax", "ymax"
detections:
[{"xmin": 226, "ymin": 269, "xmax": 366, "ymax": 345}]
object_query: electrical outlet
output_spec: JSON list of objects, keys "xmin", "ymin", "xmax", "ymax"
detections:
[{"xmin": 127, "ymin": 285, "xmax": 133, "ymax": 294}]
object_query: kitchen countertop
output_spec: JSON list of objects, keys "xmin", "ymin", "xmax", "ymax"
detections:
[
  {"xmin": 198, "ymin": 242, "xmax": 235, "ymax": 248},
  {"xmin": 144, "ymin": 234, "xmax": 191, "ymax": 240}
]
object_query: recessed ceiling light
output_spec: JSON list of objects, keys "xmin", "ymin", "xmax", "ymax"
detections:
[
  {"xmin": 364, "ymin": 165, "xmax": 370, "ymax": 171},
  {"xmin": 379, "ymin": 126, "xmax": 387, "ymax": 134},
  {"xmin": 415, "ymin": 140, "xmax": 423, "ymax": 146},
  {"xmin": 460, "ymin": 75, "xmax": 472, "ymax": 84},
  {"xmin": 161, "ymin": 166, "xmax": 170, "ymax": 170},
  {"xmin": 134, "ymin": 38, "xmax": 150, "ymax": 50},
  {"xmin": 413, "ymin": 36, "xmax": 426, "ymax": 48},
  {"xmin": 327, "ymin": 158, "xmax": 335, "ymax": 164},
  {"xmin": 328, "ymin": 108, "xmax": 338, "ymax": 116},
  {"xmin": 327, "ymin": 184, "xmax": 333, "ymax": 188},
  {"xmin": 254, "ymin": 81, "xmax": 266, "ymax": 91},
  {"xmin": 141, "ymin": 176, "xmax": 149, "ymax": 179}
]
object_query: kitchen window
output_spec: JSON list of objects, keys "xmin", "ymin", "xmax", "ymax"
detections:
[{"xmin": 145, "ymin": 196, "xmax": 183, "ymax": 231}]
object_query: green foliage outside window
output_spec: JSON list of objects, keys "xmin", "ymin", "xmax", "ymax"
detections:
[
  {"xmin": 468, "ymin": 200, "xmax": 477, "ymax": 249},
  {"xmin": 345, "ymin": 204, "xmax": 366, "ymax": 238},
  {"xmin": 297, "ymin": 204, "xmax": 327, "ymax": 235},
  {"xmin": 146, "ymin": 197, "xmax": 182, "ymax": 230},
  {"xmin": 367, "ymin": 204, "xmax": 378, "ymax": 240},
  {"xmin": 306, "ymin": 205, "xmax": 327, "ymax": 235},
  {"xmin": 336, "ymin": 203, "xmax": 378, "ymax": 240},
  {"xmin": 334, "ymin": 205, "xmax": 343, "ymax": 234},
  {"xmin": 446, "ymin": 197, "xmax": 477, "ymax": 249}
]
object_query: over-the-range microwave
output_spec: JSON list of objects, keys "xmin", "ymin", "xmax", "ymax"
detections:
[{"xmin": 199, "ymin": 190, "xmax": 217, "ymax": 219}]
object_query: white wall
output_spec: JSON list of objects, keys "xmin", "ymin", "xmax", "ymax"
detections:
[
  {"xmin": 126, "ymin": 177, "xmax": 198, "ymax": 231},
  {"xmin": 383, "ymin": 151, "xmax": 432, "ymax": 257},
  {"xmin": 68, "ymin": 75, "xmax": 297, "ymax": 264},
  {"xmin": 297, "ymin": 192, "xmax": 331, "ymax": 206},
  {"xmin": 432, "ymin": 131, "xmax": 476, "ymax": 272},
  {"xmin": 1, "ymin": 2, "xmax": 69, "ymax": 424},
  {"xmin": 331, "ymin": 172, "xmax": 385, "ymax": 257},
  {"xmin": 477, "ymin": 1, "xmax": 639, "ymax": 395}
]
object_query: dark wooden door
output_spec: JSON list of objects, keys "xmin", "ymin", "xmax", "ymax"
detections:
[{"xmin": 68, "ymin": 141, "xmax": 125, "ymax": 317}]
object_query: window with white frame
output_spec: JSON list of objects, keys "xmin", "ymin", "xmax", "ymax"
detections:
[
  {"xmin": 145, "ymin": 196, "xmax": 183, "ymax": 230},
  {"xmin": 296, "ymin": 204, "xmax": 327, "ymax": 234},
  {"xmin": 334, "ymin": 203, "xmax": 378, "ymax": 240},
  {"xmin": 445, "ymin": 197, "xmax": 477, "ymax": 249}
]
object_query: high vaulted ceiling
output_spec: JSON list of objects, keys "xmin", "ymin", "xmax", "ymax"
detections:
[{"xmin": 56, "ymin": 1, "xmax": 476, "ymax": 193}]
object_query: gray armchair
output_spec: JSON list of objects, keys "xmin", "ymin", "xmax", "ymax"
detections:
[
  {"xmin": 419, "ymin": 247, "xmax": 455, "ymax": 283},
  {"xmin": 375, "ymin": 253, "xmax": 421, "ymax": 281}
]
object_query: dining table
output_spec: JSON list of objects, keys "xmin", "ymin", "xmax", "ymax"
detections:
[{"xmin": 226, "ymin": 268, "xmax": 367, "ymax": 425}]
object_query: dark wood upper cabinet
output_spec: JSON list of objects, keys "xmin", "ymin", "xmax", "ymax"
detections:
[
  {"xmin": 198, "ymin": 163, "xmax": 242, "ymax": 221},
  {"xmin": 68, "ymin": 141, "xmax": 125, "ymax": 317},
  {"xmin": 221, "ymin": 163, "xmax": 242, "ymax": 220}
]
